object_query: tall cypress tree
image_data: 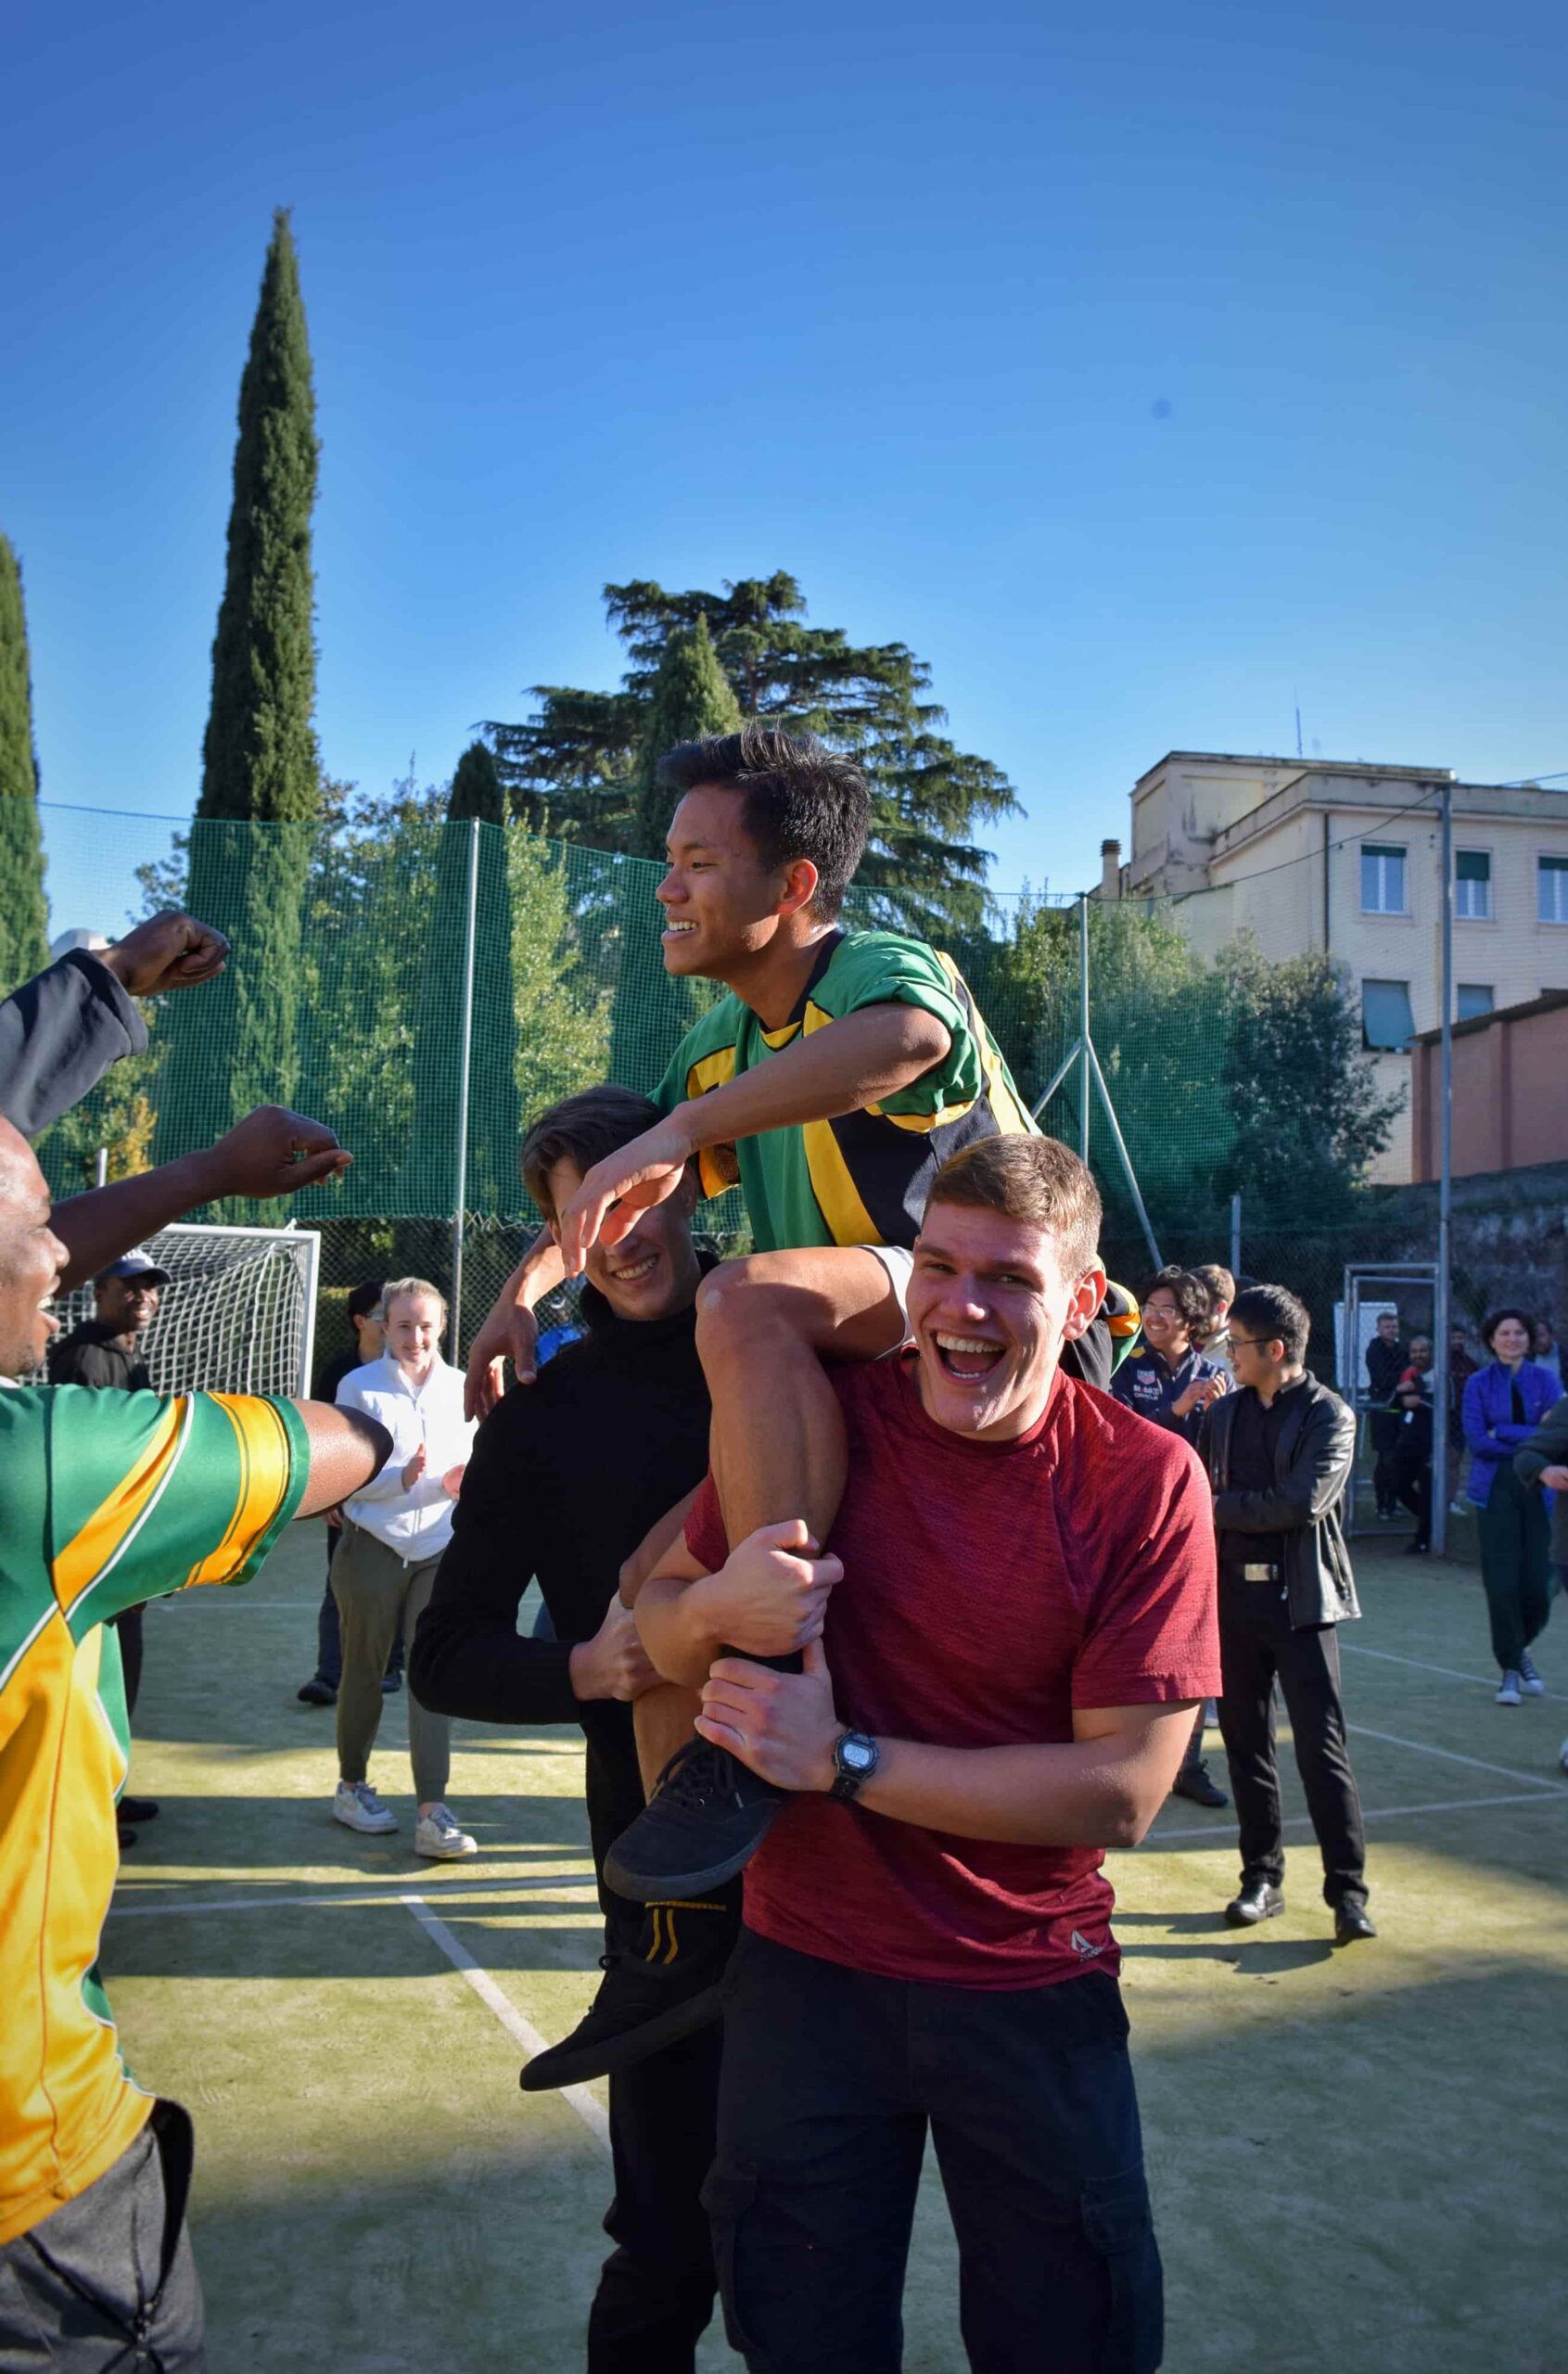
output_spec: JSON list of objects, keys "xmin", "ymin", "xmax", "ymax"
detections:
[
  {"xmin": 448, "ymin": 738, "xmax": 505, "ymax": 823},
  {"xmin": 159, "ymin": 210, "xmax": 322, "ymax": 1161},
  {"xmin": 0, "ymin": 535, "xmax": 50, "ymax": 995},
  {"xmin": 610, "ymin": 619, "xmax": 741, "ymax": 1091}
]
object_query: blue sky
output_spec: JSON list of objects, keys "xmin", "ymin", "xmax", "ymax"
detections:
[{"xmin": 6, "ymin": 0, "xmax": 1566, "ymax": 934}]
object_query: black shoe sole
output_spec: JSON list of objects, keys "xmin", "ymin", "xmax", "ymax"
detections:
[
  {"xmin": 520, "ymin": 1983, "xmax": 723, "ymax": 2092},
  {"xmin": 602, "ymin": 1806, "xmax": 783, "ymax": 1905},
  {"xmin": 1224, "ymin": 1895, "xmax": 1284, "ymax": 1926}
]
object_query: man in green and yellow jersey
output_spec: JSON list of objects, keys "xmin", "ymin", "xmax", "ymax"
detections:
[{"xmin": 0, "ymin": 1116, "xmax": 389, "ymax": 2368}]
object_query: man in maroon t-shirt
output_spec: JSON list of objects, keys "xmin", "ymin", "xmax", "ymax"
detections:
[{"xmin": 635, "ymin": 1134, "xmax": 1219, "ymax": 2374}]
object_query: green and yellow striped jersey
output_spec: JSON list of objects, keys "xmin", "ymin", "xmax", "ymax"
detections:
[
  {"xmin": 0, "ymin": 1385, "xmax": 306, "ymax": 2245},
  {"xmin": 656, "ymin": 928, "xmax": 1038, "ymax": 1253}
]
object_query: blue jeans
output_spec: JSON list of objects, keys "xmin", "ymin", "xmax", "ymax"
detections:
[{"xmin": 705, "ymin": 1930, "xmax": 1162, "ymax": 2373}]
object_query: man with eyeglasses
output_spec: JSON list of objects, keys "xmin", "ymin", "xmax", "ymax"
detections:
[{"xmin": 1196, "ymin": 1283, "xmax": 1375, "ymax": 1946}]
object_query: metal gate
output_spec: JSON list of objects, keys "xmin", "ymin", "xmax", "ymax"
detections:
[{"xmin": 1339, "ymin": 1262, "xmax": 1439, "ymax": 1542}]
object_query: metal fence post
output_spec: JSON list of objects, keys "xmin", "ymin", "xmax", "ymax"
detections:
[
  {"xmin": 450, "ymin": 818, "xmax": 481, "ymax": 1359},
  {"xmin": 1432, "ymin": 776, "xmax": 1455, "ymax": 1554},
  {"xmin": 1230, "ymin": 1192, "xmax": 1241, "ymax": 1282}
]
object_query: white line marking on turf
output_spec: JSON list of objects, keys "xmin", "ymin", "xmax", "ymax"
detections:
[
  {"xmin": 108, "ymin": 1870, "xmax": 596, "ymax": 1919},
  {"xmin": 402, "ymin": 1894, "xmax": 611, "ymax": 2154},
  {"xmin": 1342, "ymin": 1641, "xmax": 1568, "ymax": 1705},
  {"xmin": 1345, "ymin": 1723, "xmax": 1568, "ymax": 1790},
  {"xmin": 1150, "ymin": 1788, "xmax": 1565, "ymax": 1844}
]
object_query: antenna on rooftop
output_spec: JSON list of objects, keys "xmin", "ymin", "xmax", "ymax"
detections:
[{"xmin": 1294, "ymin": 698, "xmax": 1304, "ymax": 760}]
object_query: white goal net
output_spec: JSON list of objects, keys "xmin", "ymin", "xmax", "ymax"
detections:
[{"xmin": 46, "ymin": 1223, "xmax": 320, "ymax": 1398}]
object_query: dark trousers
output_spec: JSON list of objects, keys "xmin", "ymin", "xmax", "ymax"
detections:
[
  {"xmin": 314, "ymin": 1526, "xmax": 403, "ymax": 1690},
  {"xmin": 1389, "ymin": 1445, "xmax": 1431, "ymax": 1544},
  {"xmin": 589, "ymin": 1964, "xmax": 720, "ymax": 2373},
  {"xmin": 0, "ymin": 2101, "xmax": 203, "ymax": 2370},
  {"xmin": 706, "ymin": 1929, "xmax": 1162, "ymax": 2374},
  {"xmin": 1217, "ymin": 1579, "xmax": 1366, "ymax": 1908},
  {"xmin": 112, "ymin": 1605, "xmax": 146, "ymax": 1719},
  {"xmin": 1369, "ymin": 1410, "xmax": 1401, "ymax": 1513},
  {"xmin": 1477, "ymin": 1466, "xmax": 1552, "ymax": 1672}
]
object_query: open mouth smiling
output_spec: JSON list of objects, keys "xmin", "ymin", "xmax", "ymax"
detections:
[{"xmin": 934, "ymin": 1332, "xmax": 1006, "ymax": 1381}]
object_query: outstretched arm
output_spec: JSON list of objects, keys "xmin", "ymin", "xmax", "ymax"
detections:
[
  {"xmin": 556, "ymin": 1003, "xmax": 951, "ymax": 1271},
  {"xmin": 51, "ymin": 1105, "xmax": 351, "ymax": 1289}
]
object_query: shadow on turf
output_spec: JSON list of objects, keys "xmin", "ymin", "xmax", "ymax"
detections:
[{"xmin": 109, "ymin": 1792, "xmax": 594, "ymax": 1876}]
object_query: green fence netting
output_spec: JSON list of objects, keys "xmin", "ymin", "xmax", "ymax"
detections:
[{"xmin": 28, "ymin": 806, "xmax": 1416, "ymax": 1359}]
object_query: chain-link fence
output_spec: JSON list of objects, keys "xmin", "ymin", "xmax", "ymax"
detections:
[{"xmin": 31, "ymin": 801, "xmax": 1449, "ymax": 1364}]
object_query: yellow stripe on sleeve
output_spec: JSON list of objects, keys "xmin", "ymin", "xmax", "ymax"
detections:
[{"xmin": 181, "ymin": 1396, "xmax": 296, "ymax": 1590}]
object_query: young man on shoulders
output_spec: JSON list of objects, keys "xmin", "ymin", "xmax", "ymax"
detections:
[
  {"xmin": 633, "ymin": 1136, "xmax": 1217, "ymax": 2374},
  {"xmin": 412, "ymin": 1087, "xmax": 731, "ymax": 2373}
]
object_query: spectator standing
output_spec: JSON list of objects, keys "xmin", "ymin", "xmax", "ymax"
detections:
[
  {"xmin": 47, "ymin": 1248, "xmax": 172, "ymax": 1845},
  {"xmin": 1462, "ymin": 1309, "xmax": 1557, "ymax": 1705},
  {"xmin": 1389, "ymin": 1336, "xmax": 1434, "ymax": 1554},
  {"xmin": 1512, "ymin": 1395, "xmax": 1568, "ymax": 1711},
  {"xmin": 332, "ymin": 1279, "xmax": 479, "ymax": 1855},
  {"xmin": 1531, "ymin": 1319, "xmax": 1563, "ymax": 1388},
  {"xmin": 1114, "ymin": 1266, "xmax": 1230, "ymax": 1809},
  {"xmin": 1447, "ymin": 1322, "xmax": 1479, "ymax": 1506},
  {"xmin": 1197, "ymin": 1284, "xmax": 1374, "ymax": 1944},
  {"xmin": 296, "ymin": 1281, "xmax": 404, "ymax": 1706},
  {"xmin": 1192, "ymin": 1261, "xmax": 1236, "ymax": 1375},
  {"xmin": 1364, "ymin": 1311, "xmax": 1405, "ymax": 1523}
]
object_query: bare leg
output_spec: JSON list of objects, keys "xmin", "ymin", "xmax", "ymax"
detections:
[
  {"xmin": 632, "ymin": 1683, "xmax": 705, "ymax": 1795},
  {"xmin": 695, "ymin": 1247, "xmax": 905, "ymax": 1549}
]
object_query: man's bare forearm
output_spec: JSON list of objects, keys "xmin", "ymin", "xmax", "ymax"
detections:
[
  {"xmin": 666, "ymin": 1003, "xmax": 951, "ymax": 1157},
  {"xmin": 52, "ymin": 1149, "xmax": 228, "ymax": 1288},
  {"xmin": 633, "ymin": 1569, "xmax": 725, "ymax": 1688},
  {"xmin": 851, "ymin": 1724, "xmax": 1196, "ymax": 1850}
]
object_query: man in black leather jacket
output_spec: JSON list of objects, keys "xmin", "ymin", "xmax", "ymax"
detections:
[{"xmin": 1197, "ymin": 1283, "xmax": 1375, "ymax": 1946}]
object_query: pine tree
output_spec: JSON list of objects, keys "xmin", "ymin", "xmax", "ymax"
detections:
[
  {"xmin": 610, "ymin": 619, "xmax": 741, "ymax": 1091},
  {"xmin": 448, "ymin": 738, "xmax": 505, "ymax": 823},
  {"xmin": 0, "ymin": 534, "xmax": 50, "ymax": 995},
  {"xmin": 160, "ymin": 210, "xmax": 322, "ymax": 1168},
  {"xmin": 487, "ymin": 573, "xmax": 1019, "ymax": 936}
]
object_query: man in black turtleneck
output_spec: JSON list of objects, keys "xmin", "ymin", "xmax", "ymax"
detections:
[{"xmin": 412, "ymin": 1086, "xmax": 726, "ymax": 2374}]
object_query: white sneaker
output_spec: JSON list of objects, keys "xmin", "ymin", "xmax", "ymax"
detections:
[
  {"xmin": 414, "ymin": 1804, "xmax": 478, "ymax": 1859},
  {"xmin": 1496, "ymin": 1671, "xmax": 1523, "ymax": 1707},
  {"xmin": 1519, "ymin": 1653, "xmax": 1546, "ymax": 1695},
  {"xmin": 334, "ymin": 1780, "xmax": 399, "ymax": 1833}
]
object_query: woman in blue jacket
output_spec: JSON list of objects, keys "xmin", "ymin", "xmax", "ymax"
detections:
[{"xmin": 1462, "ymin": 1308, "xmax": 1558, "ymax": 1704}]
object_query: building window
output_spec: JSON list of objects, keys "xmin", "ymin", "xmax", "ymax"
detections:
[
  {"xmin": 1455, "ymin": 850, "xmax": 1492, "ymax": 919},
  {"xmin": 1457, "ymin": 984, "xmax": 1494, "ymax": 1021},
  {"xmin": 1540, "ymin": 856, "xmax": 1568, "ymax": 924},
  {"xmin": 1361, "ymin": 844, "xmax": 1408, "ymax": 913},
  {"xmin": 1362, "ymin": 979, "xmax": 1415, "ymax": 1050}
]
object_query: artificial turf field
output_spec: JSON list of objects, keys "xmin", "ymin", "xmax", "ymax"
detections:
[{"xmin": 104, "ymin": 1520, "xmax": 1567, "ymax": 2374}]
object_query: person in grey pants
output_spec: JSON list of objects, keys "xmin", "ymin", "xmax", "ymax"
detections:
[{"xmin": 331, "ymin": 1278, "xmax": 479, "ymax": 1859}]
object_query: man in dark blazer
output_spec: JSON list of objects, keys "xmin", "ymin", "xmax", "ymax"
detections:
[{"xmin": 1198, "ymin": 1283, "xmax": 1375, "ymax": 1946}]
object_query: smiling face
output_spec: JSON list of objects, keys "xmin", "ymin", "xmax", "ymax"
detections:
[
  {"xmin": 96, "ymin": 1272, "xmax": 161, "ymax": 1339},
  {"xmin": 1140, "ymin": 1285, "xmax": 1191, "ymax": 1363},
  {"xmin": 544, "ymin": 1154, "xmax": 702, "ymax": 1322},
  {"xmin": 1409, "ymin": 1336, "xmax": 1433, "ymax": 1372},
  {"xmin": 386, "ymin": 1292, "xmax": 444, "ymax": 1374},
  {"xmin": 905, "ymin": 1198, "xmax": 1105, "ymax": 1443},
  {"xmin": 0, "ymin": 1120, "xmax": 69, "ymax": 1377},
  {"xmin": 1489, "ymin": 1314, "xmax": 1531, "ymax": 1365},
  {"xmin": 656, "ymin": 787, "xmax": 816, "ymax": 982}
]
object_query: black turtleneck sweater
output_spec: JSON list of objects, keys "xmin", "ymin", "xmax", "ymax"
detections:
[{"xmin": 410, "ymin": 1265, "xmax": 714, "ymax": 1878}]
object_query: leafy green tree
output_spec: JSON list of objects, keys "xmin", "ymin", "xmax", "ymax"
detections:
[
  {"xmin": 609, "ymin": 619, "xmax": 741, "ymax": 1092},
  {"xmin": 1217, "ymin": 940, "xmax": 1404, "ymax": 1222},
  {"xmin": 487, "ymin": 572, "xmax": 1019, "ymax": 936},
  {"xmin": 159, "ymin": 209, "xmax": 322, "ymax": 1169},
  {"xmin": 0, "ymin": 534, "xmax": 50, "ymax": 995},
  {"xmin": 449, "ymin": 739, "xmax": 505, "ymax": 823}
]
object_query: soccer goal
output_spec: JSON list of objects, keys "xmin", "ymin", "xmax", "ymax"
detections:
[{"xmin": 49, "ymin": 1223, "xmax": 321, "ymax": 1398}]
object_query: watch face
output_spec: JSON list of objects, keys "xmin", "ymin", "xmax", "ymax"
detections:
[{"xmin": 840, "ymin": 1736, "xmax": 875, "ymax": 1773}]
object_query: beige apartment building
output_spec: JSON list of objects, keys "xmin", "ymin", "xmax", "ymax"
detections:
[{"xmin": 1102, "ymin": 752, "xmax": 1568, "ymax": 1181}]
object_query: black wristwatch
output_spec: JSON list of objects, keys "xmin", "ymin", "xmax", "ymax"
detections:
[{"xmin": 830, "ymin": 1729, "xmax": 879, "ymax": 1803}]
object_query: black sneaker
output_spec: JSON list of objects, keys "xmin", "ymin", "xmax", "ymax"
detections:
[
  {"xmin": 602, "ymin": 1740, "xmax": 785, "ymax": 1902},
  {"xmin": 520, "ymin": 1901, "xmax": 733, "ymax": 2091},
  {"xmin": 298, "ymin": 1677, "xmax": 338, "ymax": 1705},
  {"xmin": 1170, "ymin": 1760, "xmax": 1229, "ymax": 1808},
  {"xmin": 380, "ymin": 1672, "xmax": 402, "ymax": 1696},
  {"xmin": 119, "ymin": 1795, "xmax": 160, "ymax": 1824}
]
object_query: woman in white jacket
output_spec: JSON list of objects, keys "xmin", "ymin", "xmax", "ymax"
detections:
[{"xmin": 331, "ymin": 1277, "xmax": 478, "ymax": 1857}]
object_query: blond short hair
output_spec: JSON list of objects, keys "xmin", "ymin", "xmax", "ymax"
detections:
[
  {"xmin": 382, "ymin": 1276, "xmax": 448, "ymax": 1332},
  {"xmin": 924, "ymin": 1136, "xmax": 1102, "ymax": 1279}
]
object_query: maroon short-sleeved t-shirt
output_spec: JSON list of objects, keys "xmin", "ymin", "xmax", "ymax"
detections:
[{"xmin": 684, "ymin": 1353, "xmax": 1220, "ymax": 1988}]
